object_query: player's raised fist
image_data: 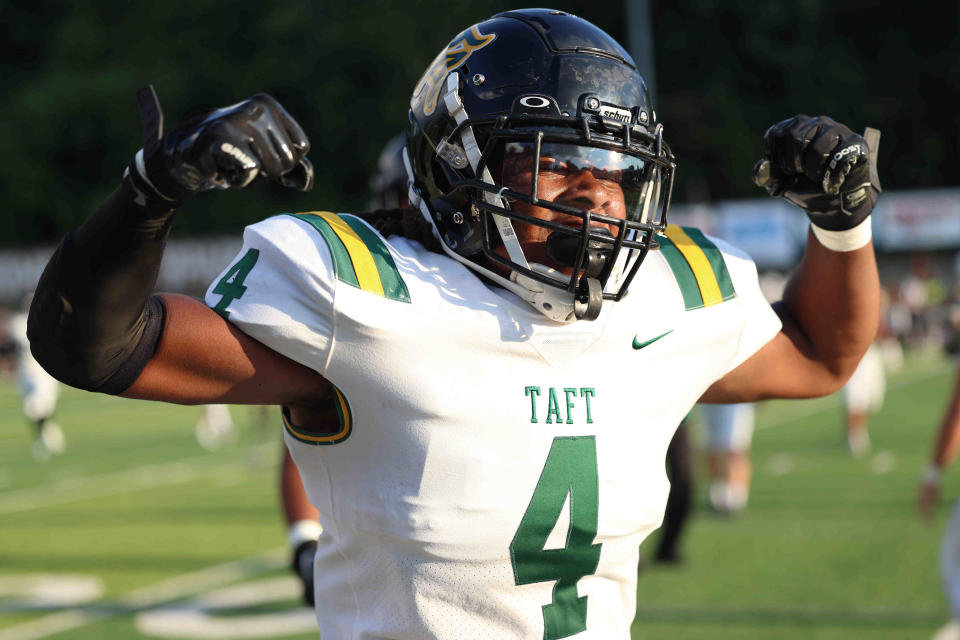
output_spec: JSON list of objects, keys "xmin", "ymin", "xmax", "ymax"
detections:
[
  {"xmin": 752, "ymin": 114, "xmax": 881, "ymax": 231},
  {"xmin": 126, "ymin": 85, "xmax": 314, "ymax": 205}
]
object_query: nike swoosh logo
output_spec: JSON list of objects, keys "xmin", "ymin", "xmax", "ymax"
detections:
[{"xmin": 632, "ymin": 330, "xmax": 674, "ymax": 350}]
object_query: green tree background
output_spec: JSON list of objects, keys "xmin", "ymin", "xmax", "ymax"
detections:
[{"xmin": 2, "ymin": 0, "xmax": 956, "ymax": 245}]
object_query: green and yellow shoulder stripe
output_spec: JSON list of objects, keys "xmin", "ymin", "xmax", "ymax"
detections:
[
  {"xmin": 657, "ymin": 225, "xmax": 737, "ymax": 311},
  {"xmin": 289, "ymin": 211, "xmax": 411, "ymax": 303}
]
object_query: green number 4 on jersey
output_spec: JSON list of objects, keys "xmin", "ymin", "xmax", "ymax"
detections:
[
  {"xmin": 211, "ymin": 248, "xmax": 259, "ymax": 318},
  {"xmin": 510, "ymin": 436, "xmax": 602, "ymax": 639}
]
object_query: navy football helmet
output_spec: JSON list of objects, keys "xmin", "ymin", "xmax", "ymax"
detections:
[{"xmin": 406, "ymin": 8, "xmax": 675, "ymax": 321}]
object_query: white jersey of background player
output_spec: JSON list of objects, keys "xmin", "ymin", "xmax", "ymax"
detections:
[
  {"xmin": 9, "ymin": 309, "xmax": 65, "ymax": 461},
  {"xmin": 842, "ymin": 342, "xmax": 886, "ymax": 456},
  {"xmin": 206, "ymin": 212, "xmax": 780, "ymax": 638}
]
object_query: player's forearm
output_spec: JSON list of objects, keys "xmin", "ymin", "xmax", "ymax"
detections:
[
  {"xmin": 930, "ymin": 370, "xmax": 960, "ymax": 468},
  {"xmin": 29, "ymin": 86, "xmax": 313, "ymax": 396},
  {"xmin": 27, "ymin": 181, "xmax": 176, "ymax": 393},
  {"xmin": 748, "ymin": 116, "xmax": 881, "ymax": 395},
  {"xmin": 778, "ymin": 228, "xmax": 880, "ymax": 392}
]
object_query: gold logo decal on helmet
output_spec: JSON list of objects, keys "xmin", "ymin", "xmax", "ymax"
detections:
[{"xmin": 412, "ymin": 26, "xmax": 496, "ymax": 117}]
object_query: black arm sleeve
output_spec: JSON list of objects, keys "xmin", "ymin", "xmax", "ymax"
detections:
[{"xmin": 27, "ymin": 179, "xmax": 177, "ymax": 394}]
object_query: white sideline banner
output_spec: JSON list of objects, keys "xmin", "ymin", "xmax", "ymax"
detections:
[
  {"xmin": 872, "ymin": 189, "xmax": 960, "ymax": 250},
  {"xmin": 671, "ymin": 188, "xmax": 960, "ymax": 268},
  {"xmin": 0, "ymin": 235, "xmax": 242, "ymax": 305},
  {"xmin": 1, "ymin": 188, "xmax": 958, "ymax": 303},
  {"xmin": 670, "ymin": 199, "xmax": 806, "ymax": 270}
]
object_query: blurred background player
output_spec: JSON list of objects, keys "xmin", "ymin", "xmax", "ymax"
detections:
[
  {"xmin": 702, "ymin": 402, "xmax": 756, "ymax": 515},
  {"xmin": 194, "ymin": 403, "xmax": 236, "ymax": 451},
  {"xmin": 841, "ymin": 340, "xmax": 886, "ymax": 457},
  {"xmin": 283, "ymin": 446, "xmax": 321, "ymax": 607},
  {"xmin": 280, "ymin": 132, "xmax": 410, "ymax": 606},
  {"xmin": 649, "ymin": 417, "xmax": 694, "ymax": 565},
  {"xmin": 841, "ymin": 287, "xmax": 899, "ymax": 457},
  {"xmin": 9, "ymin": 295, "xmax": 65, "ymax": 461},
  {"xmin": 696, "ymin": 271, "xmax": 787, "ymax": 515},
  {"xmin": 368, "ymin": 133, "xmax": 409, "ymax": 210},
  {"xmin": 918, "ymin": 310, "xmax": 960, "ymax": 632}
]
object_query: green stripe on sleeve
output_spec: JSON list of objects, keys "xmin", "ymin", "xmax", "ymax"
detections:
[
  {"xmin": 289, "ymin": 213, "xmax": 360, "ymax": 288},
  {"xmin": 340, "ymin": 215, "xmax": 411, "ymax": 303},
  {"xmin": 681, "ymin": 227, "xmax": 737, "ymax": 301},
  {"xmin": 658, "ymin": 235, "xmax": 704, "ymax": 310}
]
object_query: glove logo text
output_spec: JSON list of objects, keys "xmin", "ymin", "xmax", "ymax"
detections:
[{"xmin": 829, "ymin": 144, "xmax": 865, "ymax": 170}]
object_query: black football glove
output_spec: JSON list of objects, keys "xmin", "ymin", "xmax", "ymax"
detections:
[
  {"xmin": 125, "ymin": 85, "xmax": 314, "ymax": 206},
  {"xmin": 752, "ymin": 115, "xmax": 881, "ymax": 231},
  {"xmin": 292, "ymin": 539, "xmax": 317, "ymax": 608}
]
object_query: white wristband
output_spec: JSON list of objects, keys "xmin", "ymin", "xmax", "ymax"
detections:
[
  {"xmin": 923, "ymin": 464, "xmax": 943, "ymax": 486},
  {"xmin": 288, "ymin": 519, "xmax": 322, "ymax": 548},
  {"xmin": 810, "ymin": 216, "xmax": 872, "ymax": 252}
]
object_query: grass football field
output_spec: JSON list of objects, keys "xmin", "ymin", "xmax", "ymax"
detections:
[{"xmin": 0, "ymin": 352, "xmax": 957, "ymax": 639}]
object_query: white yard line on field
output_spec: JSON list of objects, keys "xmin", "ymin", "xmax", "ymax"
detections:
[
  {"xmin": 0, "ymin": 547, "xmax": 287, "ymax": 640},
  {"xmin": 631, "ymin": 602, "xmax": 946, "ymax": 626},
  {"xmin": 0, "ymin": 442, "xmax": 276, "ymax": 515},
  {"xmin": 932, "ymin": 619, "xmax": 960, "ymax": 640},
  {"xmin": 756, "ymin": 361, "xmax": 954, "ymax": 432}
]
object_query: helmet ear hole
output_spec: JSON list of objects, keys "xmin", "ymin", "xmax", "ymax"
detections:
[
  {"xmin": 430, "ymin": 195, "xmax": 483, "ymax": 257},
  {"xmin": 429, "ymin": 156, "xmax": 453, "ymax": 195}
]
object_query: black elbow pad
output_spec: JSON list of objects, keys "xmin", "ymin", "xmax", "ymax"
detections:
[{"xmin": 28, "ymin": 288, "xmax": 166, "ymax": 395}]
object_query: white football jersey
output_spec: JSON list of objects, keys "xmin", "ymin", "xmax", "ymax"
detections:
[
  {"xmin": 205, "ymin": 212, "xmax": 781, "ymax": 640},
  {"xmin": 9, "ymin": 312, "xmax": 60, "ymax": 420}
]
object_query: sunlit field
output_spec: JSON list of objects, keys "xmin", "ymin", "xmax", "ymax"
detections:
[{"xmin": 0, "ymin": 352, "xmax": 957, "ymax": 639}]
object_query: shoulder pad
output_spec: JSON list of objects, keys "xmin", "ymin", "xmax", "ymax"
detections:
[
  {"xmin": 289, "ymin": 212, "xmax": 410, "ymax": 303},
  {"xmin": 657, "ymin": 225, "xmax": 737, "ymax": 311}
]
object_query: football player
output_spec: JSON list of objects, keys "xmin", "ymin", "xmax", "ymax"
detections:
[
  {"xmin": 841, "ymin": 341, "xmax": 886, "ymax": 456},
  {"xmin": 650, "ymin": 417, "xmax": 693, "ymax": 564},
  {"xmin": 194, "ymin": 403, "xmax": 235, "ymax": 450},
  {"xmin": 918, "ymin": 361, "xmax": 960, "ymax": 621},
  {"xmin": 28, "ymin": 9, "xmax": 881, "ymax": 639},
  {"xmin": 9, "ymin": 294, "xmax": 65, "ymax": 461},
  {"xmin": 368, "ymin": 133, "xmax": 409, "ymax": 211},
  {"xmin": 702, "ymin": 402, "xmax": 756, "ymax": 514},
  {"xmin": 282, "ymin": 445, "xmax": 321, "ymax": 607}
]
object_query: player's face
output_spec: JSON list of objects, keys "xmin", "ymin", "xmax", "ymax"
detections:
[{"xmin": 497, "ymin": 142, "xmax": 646, "ymax": 274}]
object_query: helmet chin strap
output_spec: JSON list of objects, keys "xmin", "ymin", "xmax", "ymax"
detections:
[
  {"xmin": 511, "ymin": 266, "xmax": 603, "ymax": 322},
  {"xmin": 409, "ymin": 177, "xmax": 599, "ymax": 323},
  {"xmin": 403, "ymin": 178, "xmax": 576, "ymax": 324},
  {"xmin": 441, "ymin": 73, "xmax": 528, "ymax": 270},
  {"xmin": 510, "ymin": 265, "xmax": 578, "ymax": 323}
]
